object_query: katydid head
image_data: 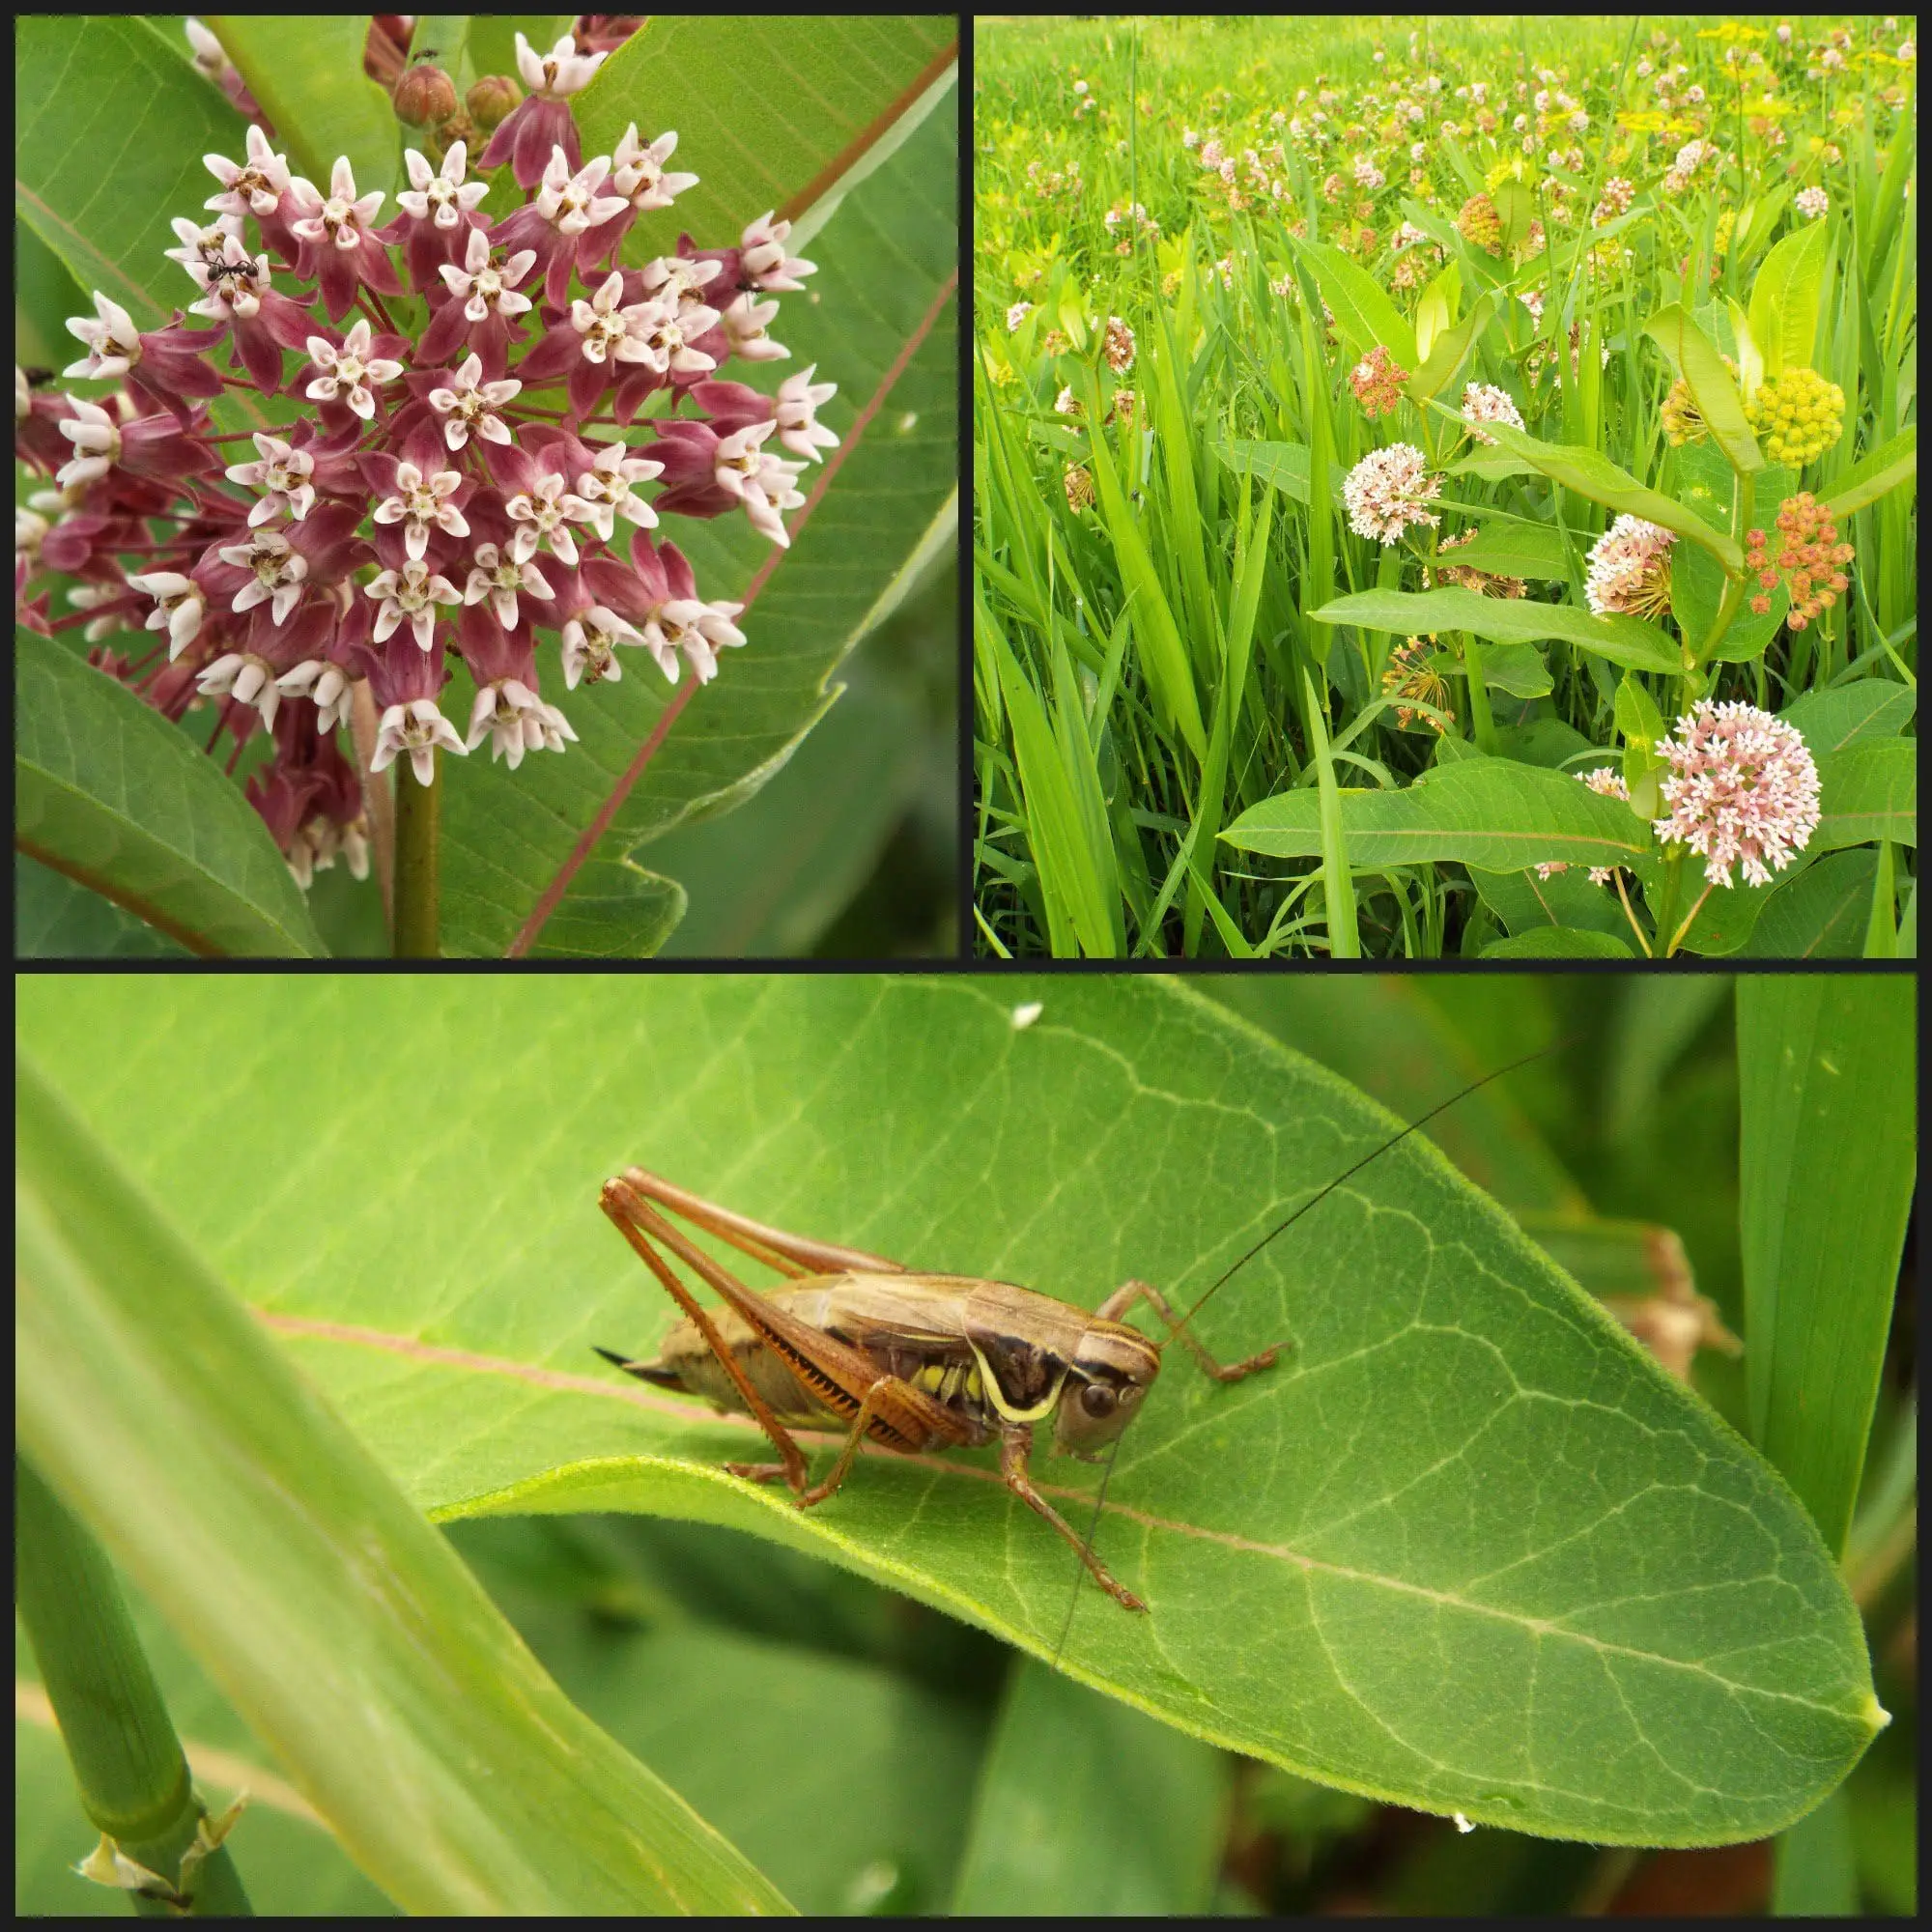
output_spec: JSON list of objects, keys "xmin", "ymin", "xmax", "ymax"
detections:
[{"xmin": 1053, "ymin": 1327, "xmax": 1160, "ymax": 1460}]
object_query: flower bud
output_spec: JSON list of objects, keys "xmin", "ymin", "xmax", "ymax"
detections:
[
  {"xmin": 467, "ymin": 73, "xmax": 522, "ymax": 134},
  {"xmin": 394, "ymin": 62, "xmax": 458, "ymax": 128}
]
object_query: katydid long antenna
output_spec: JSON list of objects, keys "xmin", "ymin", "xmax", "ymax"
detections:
[
  {"xmin": 1169, "ymin": 1032, "xmax": 1583, "ymax": 1344},
  {"xmin": 1051, "ymin": 1032, "xmax": 1579, "ymax": 1661}
]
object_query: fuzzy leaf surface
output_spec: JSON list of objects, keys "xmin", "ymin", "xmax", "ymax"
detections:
[{"xmin": 15, "ymin": 631, "xmax": 325, "ymax": 957}]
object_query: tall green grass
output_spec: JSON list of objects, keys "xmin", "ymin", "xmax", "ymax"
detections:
[{"xmin": 974, "ymin": 16, "xmax": 1917, "ymax": 957}]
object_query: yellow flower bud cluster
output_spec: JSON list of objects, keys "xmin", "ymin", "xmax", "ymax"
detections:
[
  {"xmin": 1456, "ymin": 193, "xmax": 1502, "ymax": 255},
  {"xmin": 1661, "ymin": 355, "xmax": 1740, "ymax": 446},
  {"xmin": 1742, "ymin": 365, "xmax": 1845, "ymax": 467}
]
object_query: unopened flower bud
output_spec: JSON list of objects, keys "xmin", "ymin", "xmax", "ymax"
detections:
[
  {"xmin": 467, "ymin": 73, "xmax": 522, "ymax": 134},
  {"xmin": 394, "ymin": 62, "xmax": 458, "ymax": 128}
]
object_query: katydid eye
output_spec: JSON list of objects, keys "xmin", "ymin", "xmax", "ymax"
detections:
[{"xmin": 1080, "ymin": 1382, "xmax": 1118, "ymax": 1420}]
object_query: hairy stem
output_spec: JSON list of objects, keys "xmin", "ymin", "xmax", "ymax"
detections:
[{"xmin": 392, "ymin": 756, "xmax": 440, "ymax": 957}]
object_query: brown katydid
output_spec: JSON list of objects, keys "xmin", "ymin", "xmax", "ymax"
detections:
[{"xmin": 594, "ymin": 1042, "xmax": 1568, "ymax": 1615}]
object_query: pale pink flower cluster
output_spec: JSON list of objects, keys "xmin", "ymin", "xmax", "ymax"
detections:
[
  {"xmin": 1535, "ymin": 767, "xmax": 1631, "ymax": 885},
  {"xmin": 1007, "ymin": 300, "xmax": 1033, "ymax": 331},
  {"xmin": 1584, "ymin": 516, "xmax": 1676, "ymax": 619},
  {"xmin": 1343, "ymin": 443, "xmax": 1440, "ymax": 544},
  {"xmin": 1653, "ymin": 701, "xmax": 1821, "ymax": 889},
  {"xmin": 1795, "ymin": 185, "xmax": 1831, "ymax": 219},
  {"xmin": 1459, "ymin": 382, "xmax": 1524, "ymax": 446}
]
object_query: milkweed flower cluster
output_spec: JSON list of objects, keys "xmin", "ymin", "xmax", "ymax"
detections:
[
  {"xmin": 1741, "ymin": 364, "xmax": 1844, "ymax": 467},
  {"xmin": 1343, "ymin": 442, "xmax": 1440, "ymax": 544},
  {"xmin": 1102, "ymin": 316, "xmax": 1136, "ymax": 374},
  {"xmin": 1584, "ymin": 515, "xmax": 1676, "ymax": 619},
  {"xmin": 1459, "ymin": 381, "xmax": 1524, "ymax": 446},
  {"xmin": 1651, "ymin": 700, "xmax": 1821, "ymax": 889},
  {"xmin": 1349, "ymin": 344, "xmax": 1408, "ymax": 419},
  {"xmin": 15, "ymin": 29, "xmax": 837, "ymax": 889},
  {"xmin": 1747, "ymin": 495, "xmax": 1855, "ymax": 628}
]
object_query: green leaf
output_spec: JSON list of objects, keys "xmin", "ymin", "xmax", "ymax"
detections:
[
  {"xmin": 1813, "ymin": 740, "xmax": 1917, "ymax": 851},
  {"xmin": 1736, "ymin": 979, "xmax": 1916, "ymax": 1554},
  {"xmin": 1778, "ymin": 684, "xmax": 1915, "ymax": 756},
  {"xmin": 1409, "ymin": 291, "xmax": 1494, "ymax": 405},
  {"xmin": 556, "ymin": 1621, "xmax": 981, "ymax": 1915},
  {"xmin": 1218, "ymin": 437, "xmax": 1315, "ymax": 505},
  {"xmin": 576, "ymin": 15, "xmax": 958, "ymax": 260},
  {"xmin": 1479, "ymin": 925, "xmax": 1635, "ymax": 958},
  {"xmin": 1816, "ymin": 424, "xmax": 1917, "ymax": 521},
  {"xmin": 437, "ymin": 74, "xmax": 959, "ymax": 954},
  {"xmin": 16, "ymin": 975, "xmax": 1884, "ymax": 1845},
  {"xmin": 15, "ymin": 852, "xmax": 192, "ymax": 958},
  {"xmin": 1293, "ymin": 240, "xmax": 1418, "ymax": 370},
  {"xmin": 1747, "ymin": 221, "xmax": 1830, "ymax": 381},
  {"xmin": 1223, "ymin": 757, "xmax": 1653, "ymax": 871},
  {"xmin": 15, "ymin": 17, "xmax": 251, "ymax": 335},
  {"xmin": 980, "ymin": 593, "xmax": 1119, "ymax": 957},
  {"xmin": 1742, "ymin": 850, "xmax": 1878, "ymax": 959},
  {"xmin": 1084, "ymin": 388, "xmax": 1208, "ymax": 762},
  {"xmin": 1469, "ymin": 863, "xmax": 1633, "ymax": 946},
  {"xmin": 1477, "ymin": 640, "xmax": 1553, "ymax": 699},
  {"xmin": 518, "ymin": 855, "xmax": 688, "ymax": 959},
  {"xmin": 1442, "ymin": 416, "xmax": 1746, "ymax": 575},
  {"xmin": 1643, "ymin": 302, "xmax": 1761, "ymax": 473},
  {"xmin": 1434, "ymin": 521, "xmax": 1571, "ymax": 582},
  {"xmin": 208, "ymin": 16, "xmax": 402, "ymax": 200},
  {"xmin": 1309, "ymin": 587, "xmax": 1681, "ymax": 674},
  {"xmin": 15, "ymin": 1045, "xmax": 792, "ymax": 1914},
  {"xmin": 651, "ymin": 637, "xmax": 940, "ymax": 956},
  {"xmin": 15, "ymin": 631, "xmax": 326, "ymax": 958},
  {"xmin": 950, "ymin": 1659, "xmax": 1225, "ymax": 1913}
]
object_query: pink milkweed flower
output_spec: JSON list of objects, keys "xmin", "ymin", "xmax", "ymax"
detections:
[
  {"xmin": 303, "ymin": 318, "xmax": 406, "ymax": 420},
  {"xmin": 611, "ymin": 126, "xmax": 698, "ymax": 213},
  {"xmin": 213, "ymin": 526, "xmax": 309, "ymax": 626},
  {"xmin": 772, "ymin": 365, "xmax": 840, "ymax": 462},
  {"xmin": 61, "ymin": 293, "xmax": 145, "ymax": 383},
  {"xmin": 371, "ymin": 696, "xmax": 469, "ymax": 786},
  {"xmin": 467, "ymin": 676, "xmax": 577, "ymax": 768},
  {"xmin": 286, "ymin": 157, "xmax": 405, "ymax": 319},
  {"xmin": 366, "ymin": 555, "xmax": 463, "ymax": 651},
  {"xmin": 274, "ymin": 657, "xmax": 355, "ymax": 733},
  {"xmin": 1584, "ymin": 515, "xmax": 1675, "ymax": 619},
  {"xmin": 428, "ymin": 355, "xmax": 523, "ymax": 452},
  {"xmin": 738, "ymin": 212, "xmax": 816, "ymax": 293},
  {"xmin": 371, "ymin": 460, "xmax": 471, "ymax": 561},
  {"xmin": 719, "ymin": 292, "xmax": 789, "ymax": 363},
  {"xmin": 225, "ymin": 431, "xmax": 318, "ymax": 524},
  {"xmin": 1460, "ymin": 381, "xmax": 1525, "ymax": 445},
  {"xmin": 574, "ymin": 440, "xmax": 665, "ymax": 541},
  {"xmin": 462, "ymin": 540, "xmax": 554, "ymax": 630},
  {"xmin": 1343, "ymin": 443, "xmax": 1441, "ymax": 544},
  {"xmin": 480, "ymin": 32, "xmax": 608, "ymax": 188},
  {"xmin": 196, "ymin": 649, "xmax": 286, "ymax": 729},
  {"xmin": 395, "ymin": 142, "xmax": 490, "ymax": 232},
  {"xmin": 203, "ymin": 124, "xmax": 294, "ymax": 222},
  {"xmin": 422, "ymin": 227, "xmax": 539, "ymax": 369},
  {"xmin": 1652, "ymin": 700, "xmax": 1821, "ymax": 889},
  {"xmin": 126, "ymin": 570, "xmax": 208, "ymax": 660},
  {"xmin": 558, "ymin": 604, "xmax": 645, "ymax": 688}
]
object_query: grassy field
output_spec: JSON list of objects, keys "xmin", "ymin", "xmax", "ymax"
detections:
[{"xmin": 974, "ymin": 16, "xmax": 1917, "ymax": 958}]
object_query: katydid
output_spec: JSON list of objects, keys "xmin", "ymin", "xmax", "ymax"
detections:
[{"xmin": 596, "ymin": 1042, "xmax": 1562, "ymax": 1613}]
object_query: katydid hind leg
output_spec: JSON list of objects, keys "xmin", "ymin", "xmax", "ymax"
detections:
[
  {"xmin": 1096, "ymin": 1278, "xmax": 1283, "ymax": 1382},
  {"xmin": 1000, "ymin": 1425, "xmax": 1147, "ymax": 1613}
]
